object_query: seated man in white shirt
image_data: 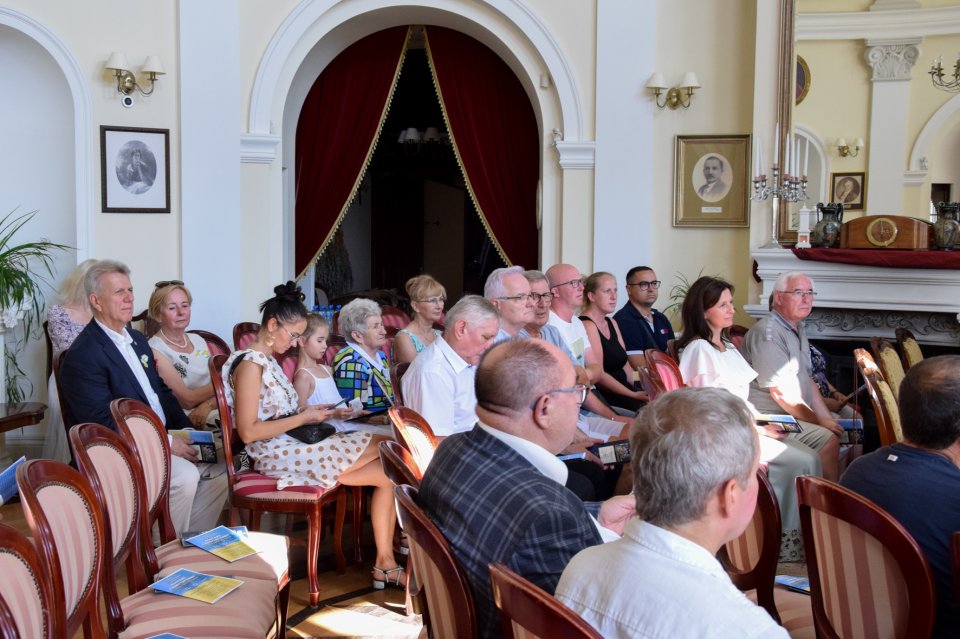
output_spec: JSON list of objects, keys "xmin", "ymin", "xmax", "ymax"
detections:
[
  {"xmin": 61, "ymin": 259, "xmax": 228, "ymax": 535},
  {"xmin": 402, "ymin": 295, "xmax": 499, "ymax": 437},
  {"xmin": 556, "ymin": 387, "xmax": 788, "ymax": 639}
]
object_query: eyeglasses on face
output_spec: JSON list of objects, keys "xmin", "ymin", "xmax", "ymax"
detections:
[
  {"xmin": 279, "ymin": 324, "xmax": 303, "ymax": 342},
  {"xmin": 553, "ymin": 277, "xmax": 585, "ymax": 290},
  {"xmin": 497, "ymin": 293, "xmax": 534, "ymax": 302},
  {"xmin": 626, "ymin": 280, "xmax": 661, "ymax": 290},
  {"xmin": 784, "ymin": 289, "xmax": 817, "ymax": 299},
  {"xmin": 530, "ymin": 292, "xmax": 554, "ymax": 303},
  {"xmin": 530, "ymin": 383, "xmax": 589, "ymax": 409},
  {"xmin": 416, "ymin": 296, "xmax": 446, "ymax": 306},
  {"xmin": 155, "ymin": 280, "xmax": 184, "ymax": 288}
]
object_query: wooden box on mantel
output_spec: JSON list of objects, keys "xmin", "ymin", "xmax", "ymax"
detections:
[{"xmin": 840, "ymin": 215, "xmax": 931, "ymax": 250}]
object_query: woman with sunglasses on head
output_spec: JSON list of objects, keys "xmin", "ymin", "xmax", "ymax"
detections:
[
  {"xmin": 148, "ymin": 280, "xmax": 218, "ymax": 427},
  {"xmin": 391, "ymin": 274, "xmax": 445, "ymax": 365},
  {"xmin": 224, "ymin": 282, "xmax": 405, "ymax": 589}
]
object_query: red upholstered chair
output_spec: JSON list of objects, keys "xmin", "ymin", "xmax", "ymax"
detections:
[
  {"xmin": 797, "ymin": 476, "xmax": 936, "ymax": 639},
  {"xmin": 0, "ymin": 522, "xmax": 61, "ymax": 638},
  {"xmin": 324, "ymin": 332, "xmax": 348, "ymax": 367},
  {"xmin": 232, "ymin": 321, "xmax": 261, "ymax": 350},
  {"xmin": 854, "ymin": 348, "xmax": 902, "ymax": 446},
  {"xmin": 894, "ymin": 328, "xmax": 924, "ymax": 371},
  {"xmin": 379, "ymin": 439, "xmax": 421, "ymax": 489},
  {"xmin": 389, "ymin": 362, "xmax": 411, "ymax": 407},
  {"xmin": 388, "ymin": 406, "xmax": 439, "ymax": 479},
  {"xmin": 729, "ymin": 324, "xmax": 750, "ymax": 351},
  {"xmin": 275, "ymin": 345, "xmax": 300, "ymax": 383},
  {"xmin": 395, "ymin": 484, "xmax": 477, "ymax": 639},
  {"xmin": 665, "ymin": 339, "xmax": 679, "ymax": 363},
  {"xmin": 488, "ymin": 562, "xmax": 601, "ymax": 639},
  {"xmin": 188, "ymin": 328, "xmax": 231, "ymax": 357},
  {"xmin": 17, "ymin": 459, "xmax": 281, "ymax": 639},
  {"xmin": 638, "ymin": 365, "xmax": 666, "ymax": 402},
  {"xmin": 718, "ymin": 470, "xmax": 813, "ymax": 633},
  {"xmin": 870, "ymin": 336, "xmax": 906, "ymax": 403},
  {"xmin": 208, "ymin": 354, "xmax": 353, "ymax": 606},
  {"xmin": 644, "ymin": 348, "xmax": 685, "ymax": 392}
]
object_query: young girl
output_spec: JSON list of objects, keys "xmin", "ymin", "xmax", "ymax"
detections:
[{"xmin": 294, "ymin": 314, "xmax": 357, "ymax": 418}]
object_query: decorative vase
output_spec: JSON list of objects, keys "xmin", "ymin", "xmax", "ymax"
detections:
[
  {"xmin": 932, "ymin": 201, "xmax": 960, "ymax": 251},
  {"xmin": 812, "ymin": 202, "xmax": 844, "ymax": 248}
]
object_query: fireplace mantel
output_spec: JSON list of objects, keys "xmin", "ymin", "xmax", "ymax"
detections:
[{"xmin": 745, "ymin": 248, "xmax": 960, "ymax": 345}]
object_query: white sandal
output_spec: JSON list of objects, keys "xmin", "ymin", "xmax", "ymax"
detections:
[{"xmin": 372, "ymin": 565, "xmax": 406, "ymax": 590}]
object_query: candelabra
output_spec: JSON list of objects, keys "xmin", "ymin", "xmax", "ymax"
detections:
[
  {"xmin": 929, "ymin": 56, "xmax": 960, "ymax": 93},
  {"xmin": 752, "ymin": 166, "xmax": 808, "ymax": 249}
]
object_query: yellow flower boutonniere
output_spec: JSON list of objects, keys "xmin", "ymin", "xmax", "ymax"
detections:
[{"xmin": 140, "ymin": 354, "xmax": 149, "ymax": 368}]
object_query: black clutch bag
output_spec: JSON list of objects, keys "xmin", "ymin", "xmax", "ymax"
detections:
[{"xmin": 284, "ymin": 421, "xmax": 337, "ymax": 444}]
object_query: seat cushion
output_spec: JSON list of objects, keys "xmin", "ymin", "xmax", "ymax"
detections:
[
  {"xmin": 118, "ymin": 575, "xmax": 278, "ymax": 639},
  {"xmin": 232, "ymin": 470, "xmax": 332, "ymax": 502},
  {"xmin": 746, "ymin": 585, "xmax": 815, "ymax": 639},
  {"xmin": 155, "ymin": 532, "xmax": 289, "ymax": 585}
]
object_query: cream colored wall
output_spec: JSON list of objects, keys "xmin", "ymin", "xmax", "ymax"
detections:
[
  {"xmin": 2, "ymin": 0, "xmax": 181, "ymax": 306},
  {"xmin": 649, "ymin": 0, "xmax": 758, "ymax": 327},
  {"xmin": 239, "ymin": 1, "xmax": 299, "ymax": 129}
]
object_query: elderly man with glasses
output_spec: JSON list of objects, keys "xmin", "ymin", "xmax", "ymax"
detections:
[
  {"xmin": 485, "ymin": 266, "xmax": 536, "ymax": 342},
  {"xmin": 741, "ymin": 271, "xmax": 842, "ymax": 481},
  {"xmin": 418, "ymin": 339, "xmax": 634, "ymax": 639},
  {"xmin": 613, "ymin": 265, "xmax": 676, "ymax": 369}
]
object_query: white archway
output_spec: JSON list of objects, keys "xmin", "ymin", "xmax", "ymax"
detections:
[
  {"xmin": 0, "ymin": 6, "xmax": 93, "ymax": 259},
  {"xmin": 908, "ymin": 92, "xmax": 960, "ymax": 178}
]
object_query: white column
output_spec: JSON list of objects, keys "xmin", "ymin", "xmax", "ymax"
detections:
[{"xmin": 864, "ymin": 38, "xmax": 921, "ymax": 215}]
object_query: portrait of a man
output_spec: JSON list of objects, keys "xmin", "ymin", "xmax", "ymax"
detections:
[
  {"xmin": 831, "ymin": 172, "xmax": 865, "ymax": 211},
  {"xmin": 694, "ymin": 154, "xmax": 731, "ymax": 203},
  {"xmin": 115, "ymin": 141, "xmax": 157, "ymax": 195}
]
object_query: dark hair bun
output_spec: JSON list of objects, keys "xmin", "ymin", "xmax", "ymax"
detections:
[{"xmin": 274, "ymin": 281, "xmax": 305, "ymax": 302}]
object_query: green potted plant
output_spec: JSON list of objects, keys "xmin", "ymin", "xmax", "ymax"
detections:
[{"xmin": 0, "ymin": 208, "xmax": 69, "ymax": 403}]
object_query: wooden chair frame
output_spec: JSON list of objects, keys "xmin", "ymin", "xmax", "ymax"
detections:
[
  {"xmin": 51, "ymin": 350, "xmax": 76, "ymax": 461},
  {"xmin": 894, "ymin": 328, "xmax": 924, "ymax": 371},
  {"xmin": 870, "ymin": 336, "xmax": 906, "ymax": 401},
  {"xmin": 488, "ymin": 562, "xmax": 601, "ymax": 639},
  {"xmin": 0, "ymin": 522, "xmax": 61, "ymax": 638},
  {"xmin": 395, "ymin": 484, "xmax": 477, "ymax": 639},
  {"xmin": 388, "ymin": 406, "xmax": 439, "ymax": 479},
  {"xmin": 644, "ymin": 348, "xmax": 685, "ymax": 393},
  {"xmin": 637, "ymin": 365, "xmax": 665, "ymax": 402},
  {"xmin": 389, "ymin": 362, "xmax": 411, "ymax": 407},
  {"xmin": 854, "ymin": 348, "xmax": 901, "ymax": 446},
  {"xmin": 232, "ymin": 321, "xmax": 261, "ymax": 351},
  {"xmin": 797, "ymin": 476, "xmax": 936, "ymax": 639},
  {"xmin": 209, "ymin": 354, "xmax": 350, "ymax": 606},
  {"xmin": 187, "ymin": 328, "xmax": 231, "ymax": 356},
  {"xmin": 379, "ymin": 439, "xmax": 422, "ymax": 488}
]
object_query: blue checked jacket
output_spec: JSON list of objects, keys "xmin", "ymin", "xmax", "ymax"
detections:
[{"xmin": 418, "ymin": 426, "xmax": 603, "ymax": 639}]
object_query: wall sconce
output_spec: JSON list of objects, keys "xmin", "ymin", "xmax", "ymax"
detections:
[
  {"xmin": 836, "ymin": 137, "xmax": 864, "ymax": 157},
  {"xmin": 105, "ymin": 52, "xmax": 165, "ymax": 97},
  {"xmin": 646, "ymin": 72, "xmax": 700, "ymax": 110}
]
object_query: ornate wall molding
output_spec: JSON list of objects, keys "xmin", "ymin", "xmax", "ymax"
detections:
[
  {"xmin": 803, "ymin": 308, "xmax": 960, "ymax": 345},
  {"xmin": 865, "ymin": 39, "xmax": 921, "ymax": 82}
]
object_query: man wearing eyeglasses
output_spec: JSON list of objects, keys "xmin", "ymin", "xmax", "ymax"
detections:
[
  {"xmin": 741, "ymin": 271, "xmax": 842, "ymax": 481},
  {"xmin": 613, "ymin": 266, "xmax": 675, "ymax": 370},
  {"xmin": 484, "ymin": 266, "xmax": 536, "ymax": 342},
  {"xmin": 418, "ymin": 339, "xmax": 635, "ymax": 639}
]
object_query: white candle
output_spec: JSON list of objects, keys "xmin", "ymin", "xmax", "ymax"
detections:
[
  {"xmin": 758, "ymin": 136, "xmax": 764, "ymax": 177},
  {"xmin": 785, "ymin": 134, "xmax": 791, "ymax": 176},
  {"xmin": 794, "ymin": 139, "xmax": 800, "ymax": 179},
  {"xmin": 774, "ymin": 123, "xmax": 780, "ymax": 166},
  {"xmin": 804, "ymin": 138, "xmax": 810, "ymax": 177}
]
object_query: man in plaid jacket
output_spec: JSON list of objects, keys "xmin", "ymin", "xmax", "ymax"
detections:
[{"xmin": 418, "ymin": 339, "xmax": 635, "ymax": 638}]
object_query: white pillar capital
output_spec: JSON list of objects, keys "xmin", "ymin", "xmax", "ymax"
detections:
[{"xmin": 864, "ymin": 38, "xmax": 922, "ymax": 82}]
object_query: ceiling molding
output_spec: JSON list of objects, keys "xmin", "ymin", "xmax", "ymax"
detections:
[{"xmin": 797, "ymin": 6, "xmax": 960, "ymax": 41}]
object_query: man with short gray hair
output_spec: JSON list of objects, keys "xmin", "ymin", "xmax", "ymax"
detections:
[
  {"xmin": 484, "ymin": 266, "xmax": 535, "ymax": 342},
  {"xmin": 556, "ymin": 388, "xmax": 788, "ymax": 638},
  {"xmin": 402, "ymin": 295, "xmax": 500, "ymax": 437}
]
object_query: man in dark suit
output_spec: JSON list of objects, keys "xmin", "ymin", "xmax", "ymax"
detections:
[
  {"xmin": 61, "ymin": 259, "xmax": 227, "ymax": 534},
  {"xmin": 418, "ymin": 339, "xmax": 634, "ymax": 638}
]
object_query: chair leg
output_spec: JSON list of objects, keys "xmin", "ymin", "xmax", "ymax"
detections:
[
  {"xmin": 228, "ymin": 505, "xmax": 240, "ymax": 527},
  {"xmin": 335, "ymin": 490, "xmax": 347, "ymax": 575},
  {"xmin": 352, "ymin": 486, "xmax": 363, "ymax": 566},
  {"xmin": 278, "ymin": 574, "xmax": 291, "ymax": 632},
  {"xmin": 250, "ymin": 509, "xmax": 263, "ymax": 531},
  {"xmin": 307, "ymin": 506, "xmax": 322, "ymax": 607}
]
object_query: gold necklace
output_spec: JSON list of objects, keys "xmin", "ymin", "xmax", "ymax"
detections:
[{"xmin": 160, "ymin": 329, "xmax": 190, "ymax": 349}]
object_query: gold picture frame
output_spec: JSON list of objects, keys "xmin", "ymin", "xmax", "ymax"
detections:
[
  {"xmin": 673, "ymin": 134, "xmax": 751, "ymax": 227},
  {"xmin": 796, "ymin": 55, "xmax": 811, "ymax": 105},
  {"xmin": 830, "ymin": 171, "xmax": 866, "ymax": 211}
]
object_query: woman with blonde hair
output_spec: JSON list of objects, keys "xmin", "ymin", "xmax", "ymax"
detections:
[
  {"xmin": 391, "ymin": 274, "xmax": 445, "ymax": 364},
  {"xmin": 43, "ymin": 259, "xmax": 96, "ymax": 462},
  {"xmin": 147, "ymin": 280, "xmax": 218, "ymax": 427}
]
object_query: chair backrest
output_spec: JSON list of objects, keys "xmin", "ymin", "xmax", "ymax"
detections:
[
  {"xmin": 638, "ymin": 365, "xmax": 665, "ymax": 402},
  {"xmin": 894, "ymin": 328, "xmax": 923, "ymax": 371},
  {"xmin": 43, "ymin": 320, "xmax": 53, "ymax": 379},
  {"xmin": 394, "ymin": 484, "xmax": 477, "ymax": 639},
  {"xmin": 130, "ymin": 308, "xmax": 159, "ymax": 338},
  {"xmin": 233, "ymin": 321, "xmax": 261, "ymax": 351},
  {"xmin": 52, "ymin": 350, "xmax": 76, "ymax": 435},
  {"xmin": 797, "ymin": 476, "xmax": 935, "ymax": 639},
  {"xmin": 645, "ymin": 348, "xmax": 684, "ymax": 392},
  {"xmin": 717, "ymin": 470, "xmax": 782, "ymax": 623},
  {"xmin": 381, "ymin": 306, "xmax": 412, "ymax": 331},
  {"xmin": 729, "ymin": 324, "xmax": 749, "ymax": 351},
  {"xmin": 378, "ymin": 439, "xmax": 421, "ymax": 488},
  {"xmin": 854, "ymin": 348, "xmax": 903, "ymax": 446},
  {"xmin": 16, "ymin": 459, "xmax": 106, "ymax": 638},
  {"xmin": 109, "ymin": 398, "xmax": 177, "ymax": 544},
  {"xmin": 324, "ymin": 332, "xmax": 348, "ymax": 367},
  {"xmin": 0, "ymin": 522, "xmax": 61, "ymax": 638},
  {"xmin": 389, "ymin": 362, "xmax": 411, "ymax": 407},
  {"xmin": 188, "ymin": 328, "xmax": 231, "ymax": 357},
  {"xmin": 488, "ymin": 562, "xmax": 601, "ymax": 639},
  {"xmin": 665, "ymin": 338, "xmax": 679, "ymax": 363},
  {"xmin": 70, "ymin": 422, "xmax": 151, "ymax": 592},
  {"xmin": 275, "ymin": 346, "xmax": 300, "ymax": 383},
  {"xmin": 210, "ymin": 354, "xmax": 242, "ymax": 487},
  {"xmin": 388, "ymin": 407, "xmax": 439, "ymax": 478},
  {"xmin": 870, "ymin": 337, "xmax": 906, "ymax": 402}
]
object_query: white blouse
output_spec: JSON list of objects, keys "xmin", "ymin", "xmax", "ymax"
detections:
[{"xmin": 679, "ymin": 338, "xmax": 758, "ymax": 409}]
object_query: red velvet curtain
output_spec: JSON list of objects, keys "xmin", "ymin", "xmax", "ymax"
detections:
[
  {"xmin": 425, "ymin": 26, "xmax": 540, "ymax": 268},
  {"xmin": 295, "ymin": 27, "xmax": 409, "ymax": 277}
]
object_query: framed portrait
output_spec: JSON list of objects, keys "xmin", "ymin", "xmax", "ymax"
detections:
[
  {"xmin": 796, "ymin": 55, "xmax": 811, "ymax": 105},
  {"xmin": 830, "ymin": 171, "xmax": 866, "ymax": 211},
  {"xmin": 673, "ymin": 134, "xmax": 751, "ymax": 227},
  {"xmin": 100, "ymin": 126, "xmax": 170, "ymax": 213}
]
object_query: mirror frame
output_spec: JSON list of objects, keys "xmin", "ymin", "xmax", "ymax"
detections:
[{"xmin": 777, "ymin": 0, "xmax": 798, "ymax": 244}]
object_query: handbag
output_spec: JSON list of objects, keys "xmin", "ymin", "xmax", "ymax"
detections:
[{"xmin": 284, "ymin": 420, "xmax": 337, "ymax": 445}]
